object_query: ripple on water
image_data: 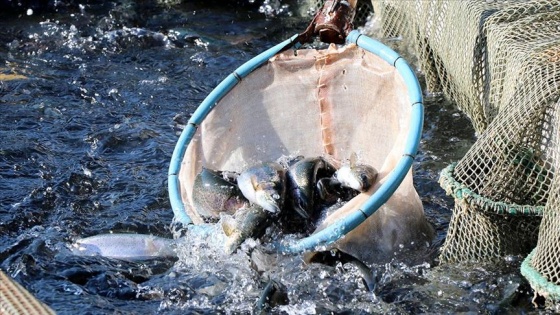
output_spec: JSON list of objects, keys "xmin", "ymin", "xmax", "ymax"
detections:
[{"xmin": 0, "ymin": 1, "xmax": 541, "ymax": 314}]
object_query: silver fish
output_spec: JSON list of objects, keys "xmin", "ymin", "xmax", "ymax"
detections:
[
  {"xmin": 334, "ymin": 154, "xmax": 378, "ymax": 192},
  {"xmin": 237, "ymin": 162, "xmax": 286, "ymax": 213},
  {"xmin": 192, "ymin": 167, "xmax": 248, "ymax": 221},
  {"xmin": 71, "ymin": 233, "xmax": 177, "ymax": 261},
  {"xmin": 335, "ymin": 164, "xmax": 377, "ymax": 192},
  {"xmin": 221, "ymin": 203, "xmax": 273, "ymax": 254},
  {"xmin": 286, "ymin": 157, "xmax": 336, "ymax": 219}
]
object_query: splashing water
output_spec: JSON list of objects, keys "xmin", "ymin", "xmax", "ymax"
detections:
[{"xmin": 0, "ymin": 1, "xmax": 540, "ymax": 313}]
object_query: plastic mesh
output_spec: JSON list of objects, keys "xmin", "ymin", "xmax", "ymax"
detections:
[{"xmin": 373, "ymin": 0, "xmax": 560, "ymax": 303}]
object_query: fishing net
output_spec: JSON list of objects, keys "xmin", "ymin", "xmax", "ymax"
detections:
[
  {"xmin": 175, "ymin": 43, "xmax": 434, "ymax": 263},
  {"xmin": 0, "ymin": 270, "xmax": 55, "ymax": 315},
  {"xmin": 372, "ymin": 0, "xmax": 560, "ymax": 303}
]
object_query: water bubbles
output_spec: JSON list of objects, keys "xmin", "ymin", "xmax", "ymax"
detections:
[
  {"xmin": 26, "ymin": 9, "xmax": 33, "ymax": 16},
  {"xmin": 189, "ymin": 52, "xmax": 206, "ymax": 65},
  {"xmin": 82, "ymin": 167, "xmax": 92, "ymax": 177},
  {"xmin": 258, "ymin": 0, "xmax": 292, "ymax": 17},
  {"xmin": 503, "ymin": 255, "xmax": 520, "ymax": 263},
  {"xmin": 459, "ymin": 280, "xmax": 473, "ymax": 289},
  {"xmin": 194, "ymin": 38, "xmax": 209, "ymax": 49},
  {"xmin": 63, "ymin": 283, "xmax": 84, "ymax": 295},
  {"xmin": 108, "ymin": 88, "xmax": 119, "ymax": 97}
]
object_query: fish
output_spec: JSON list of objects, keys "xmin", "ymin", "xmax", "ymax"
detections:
[
  {"xmin": 306, "ymin": 249, "xmax": 376, "ymax": 291},
  {"xmin": 255, "ymin": 279, "xmax": 289, "ymax": 314},
  {"xmin": 71, "ymin": 233, "xmax": 177, "ymax": 261},
  {"xmin": 237, "ymin": 162, "xmax": 286, "ymax": 213},
  {"xmin": 221, "ymin": 203, "xmax": 273, "ymax": 254},
  {"xmin": 285, "ymin": 157, "xmax": 336, "ymax": 219},
  {"xmin": 315, "ymin": 177, "xmax": 359, "ymax": 210},
  {"xmin": 334, "ymin": 153, "xmax": 378, "ymax": 192},
  {"xmin": 192, "ymin": 167, "xmax": 248, "ymax": 221}
]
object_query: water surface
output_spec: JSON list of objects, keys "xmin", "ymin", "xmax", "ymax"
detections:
[{"xmin": 0, "ymin": 1, "xmax": 541, "ymax": 313}]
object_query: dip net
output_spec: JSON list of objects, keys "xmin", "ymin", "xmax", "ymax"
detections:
[
  {"xmin": 174, "ymin": 43, "xmax": 434, "ymax": 264},
  {"xmin": 372, "ymin": 0, "xmax": 560, "ymax": 303}
]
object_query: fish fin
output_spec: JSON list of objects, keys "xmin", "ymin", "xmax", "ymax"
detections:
[
  {"xmin": 221, "ymin": 214, "xmax": 237, "ymax": 237},
  {"xmin": 349, "ymin": 152, "xmax": 358, "ymax": 168},
  {"xmin": 294, "ymin": 204, "xmax": 310, "ymax": 219},
  {"xmin": 250, "ymin": 175, "xmax": 262, "ymax": 191}
]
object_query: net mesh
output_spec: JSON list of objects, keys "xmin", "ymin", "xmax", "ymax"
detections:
[
  {"xmin": 177, "ymin": 44, "xmax": 434, "ymax": 263},
  {"xmin": 371, "ymin": 0, "xmax": 560, "ymax": 303},
  {"xmin": 0, "ymin": 270, "xmax": 56, "ymax": 315}
]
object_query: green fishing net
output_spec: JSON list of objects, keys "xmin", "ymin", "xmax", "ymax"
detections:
[{"xmin": 372, "ymin": 0, "xmax": 560, "ymax": 304}]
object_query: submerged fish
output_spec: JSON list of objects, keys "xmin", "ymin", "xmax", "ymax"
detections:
[
  {"xmin": 71, "ymin": 233, "xmax": 177, "ymax": 261},
  {"xmin": 286, "ymin": 157, "xmax": 336, "ymax": 219},
  {"xmin": 255, "ymin": 279, "xmax": 289, "ymax": 314},
  {"xmin": 192, "ymin": 167, "xmax": 248, "ymax": 221},
  {"xmin": 307, "ymin": 249, "xmax": 376, "ymax": 291},
  {"xmin": 334, "ymin": 154, "xmax": 378, "ymax": 192},
  {"xmin": 221, "ymin": 203, "xmax": 273, "ymax": 254},
  {"xmin": 237, "ymin": 162, "xmax": 286, "ymax": 213}
]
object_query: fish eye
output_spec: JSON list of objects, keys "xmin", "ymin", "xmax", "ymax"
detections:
[{"xmin": 272, "ymin": 193, "xmax": 280, "ymax": 200}]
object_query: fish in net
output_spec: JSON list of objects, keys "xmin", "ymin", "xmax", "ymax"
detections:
[{"xmin": 173, "ymin": 40, "xmax": 434, "ymax": 264}]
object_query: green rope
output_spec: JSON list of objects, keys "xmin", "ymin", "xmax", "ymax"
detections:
[
  {"xmin": 439, "ymin": 162, "xmax": 544, "ymax": 216},
  {"xmin": 521, "ymin": 249, "xmax": 560, "ymax": 301}
]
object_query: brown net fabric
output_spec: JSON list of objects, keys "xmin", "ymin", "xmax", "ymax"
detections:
[{"xmin": 177, "ymin": 44, "xmax": 433, "ymax": 263}]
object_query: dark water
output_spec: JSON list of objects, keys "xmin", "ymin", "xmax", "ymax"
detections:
[{"xmin": 0, "ymin": 1, "xmax": 542, "ymax": 314}]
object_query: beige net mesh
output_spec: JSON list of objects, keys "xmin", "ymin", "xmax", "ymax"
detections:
[
  {"xmin": 373, "ymin": 0, "xmax": 535, "ymax": 133},
  {"xmin": 177, "ymin": 44, "xmax": 433, "ymax": 263},
  {"xmin": 372, "ymin": 0, "xmax": 560, "ymax": 303},
  {"xmin": 0, "ymin": 270, "xmax": 55, "ymax": 315}
]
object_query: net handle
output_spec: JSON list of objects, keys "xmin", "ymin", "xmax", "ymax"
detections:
[{"xmin": 167, "ymin": 31, "xmax": 424, "ymax": 255}]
